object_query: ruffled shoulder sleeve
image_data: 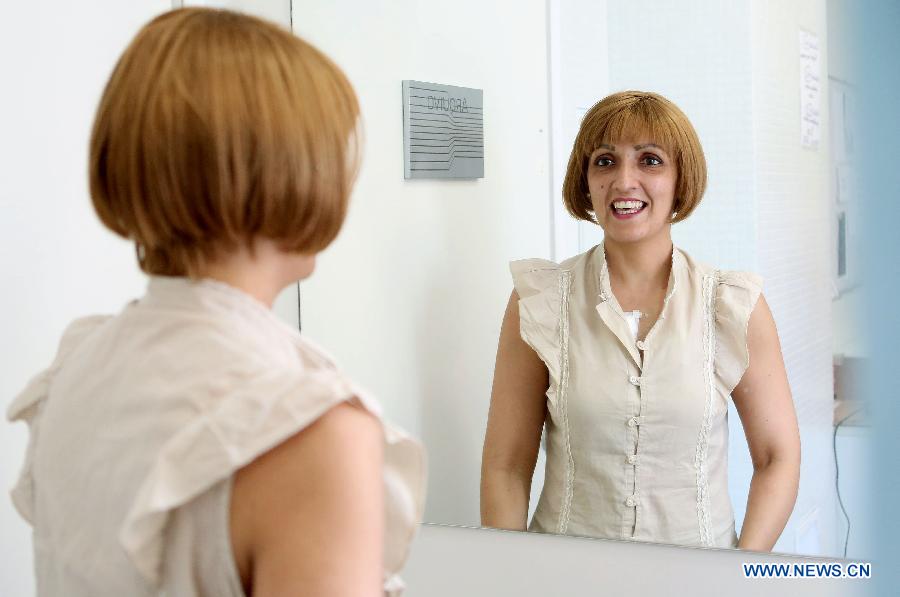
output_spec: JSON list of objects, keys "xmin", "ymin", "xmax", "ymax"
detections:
[
  {"xmin": 119, "ymin": 362, "xmax": 426, "ymax": 596},
  {"xmin": 7, "ymin": 315, "xmax": 111, "ymax": 523},
  {"xmin": 381, "ymin": 418, "xmax": 427, "ymax": 595},
  {"xmin": 714, "ymin": 270, "xmax": 764, "ymax": 395},
  {"xmin": 509, "ymin": 258, "xmax": 562, "ymax": 385}
]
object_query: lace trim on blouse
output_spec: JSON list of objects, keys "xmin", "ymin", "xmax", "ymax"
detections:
[
  {"xmin": 695, "ymin": 271, "xmax": 719, "ymax": 546},
  {"xmin": 556, "ymin": 270, "xmax": 575, "ymax": 534}
]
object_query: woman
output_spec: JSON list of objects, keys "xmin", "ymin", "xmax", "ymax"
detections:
[
  {"xmin": 7, "ymin": 8, "xmax": 424, "ymax": 596},
  {"xmin": 480, "ymin": 91, "xmax": 799, "ymax": 550}
]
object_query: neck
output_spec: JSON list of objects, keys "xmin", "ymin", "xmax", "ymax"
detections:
[
  {"xmin": 603, "ymin": 231, "xmax": 673, "ymax": 291},
  {"xmin": 197, "ymin": 239, "xmax": 309, "ymax": 307}
]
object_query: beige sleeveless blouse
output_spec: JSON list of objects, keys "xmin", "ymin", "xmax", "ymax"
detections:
[
  {"xmin": 511, "ymin": 243, "xmax": 761, "ymax": 548},
  {"xmin": 7, "ymin": 277, "xmax": 426, "ymax": 596}
]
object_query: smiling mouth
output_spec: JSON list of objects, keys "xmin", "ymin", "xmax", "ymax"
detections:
[{"xmin": 611, "ymin": 200, "xmax": 647, "ymax": 216}]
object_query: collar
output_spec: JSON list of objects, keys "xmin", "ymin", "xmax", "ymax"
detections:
[
  {"xmin": 594, "ymin": 240, "xmax": 681, "ymax": 313},
  {"xmin": 143, "ymin": 275, "xmax": 283, "ymax": 326}
]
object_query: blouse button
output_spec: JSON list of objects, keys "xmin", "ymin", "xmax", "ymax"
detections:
[
  {"xmin": 628, "ymin": 375, "xmax": 642, "ymax": 386},
  {"xmin": 636, "ymin": 340, "xmax": 646, "ymax": 350},
  {"xmin": 598, "ymin": 292, "xmax": 609, "ymax": 302},
  {"xmin": 625, "ymin": 496, "xmax": 636, "ymax": 507},
  {"xmin": 627, "ymin": 416, "xmax": 637, "ymax": 428},
  {"xmin": 626, "ymin": 454, "xmax": 638, "ymax": 465}
]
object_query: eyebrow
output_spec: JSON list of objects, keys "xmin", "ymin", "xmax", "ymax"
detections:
[{"xmin": 597, "ymin": 143, "xmax": 663, "ymax": 151}]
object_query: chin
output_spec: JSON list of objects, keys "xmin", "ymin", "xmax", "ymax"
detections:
[
  {"xmin": 600, "ymin": 225, "xmax": 644, "ymax": 243},
  {"xmin": 607, "ymin": 234, "xmax": 648, "ymax": 245},
  {"xmin": 600, "ymin": 224, "xmax": 668, "ymax": 246}
]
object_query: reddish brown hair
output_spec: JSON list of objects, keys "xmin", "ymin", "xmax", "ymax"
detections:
[
  {"xmin": 562, "ymin": 90, "xmax": 706, "ymax": 223},
  {"xmin": 90, "ymin": 8, "xmax": 360, "ymax": 276}
]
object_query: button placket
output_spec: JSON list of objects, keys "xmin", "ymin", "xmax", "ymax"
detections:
[
  {"xmin": 595, "ymin": 261, "xmax": 643, "ymax": 368},
  {"xmin": 624, "ymin": 404, "xmax": 638, "ymax": 525},
  {"xmin": 626, "ymin": 370, "xmax": 645, "ymax": 534}
]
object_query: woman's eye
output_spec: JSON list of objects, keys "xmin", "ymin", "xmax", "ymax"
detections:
[
  {"xmin": 595, "ymin": 156, "xmax": 613, "ymax": 167},
  {"xmin": 642, "ymin": 155, "xmax": 663, "ymax": 166}
]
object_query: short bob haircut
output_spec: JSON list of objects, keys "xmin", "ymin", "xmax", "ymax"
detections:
[
  {"xmin": 562, "ymin": 91, "xmax": 706, "ymax": 224},
  {"xmin": 90, "ymin": 8, "xmax": 360, "ymax": 277}
]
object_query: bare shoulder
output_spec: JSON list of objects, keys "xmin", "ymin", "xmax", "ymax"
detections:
[
  {"xmin": 734, "ymin": 293, "xmax": 789, "ymax": 402},
  {"xmin": 506, "ymin": 288, "xmax": 520, "ymax": 312},
  {"xmin": 237, "ymin": 400, "xmax": 382, "ymax": 481},
  {"xmin": 230, "ymin": 400, "xmax": 384, "ymax": 596},
  {"xmin": 747, "ymin": 293, "xmax": 781, "ymax": 348}
]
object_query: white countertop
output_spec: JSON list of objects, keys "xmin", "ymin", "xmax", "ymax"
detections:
[{"xmin": 402, "ymin": 523, "xmax": 872, "ymax": 597}]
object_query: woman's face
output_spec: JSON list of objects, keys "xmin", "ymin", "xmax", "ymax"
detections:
[{"xmin": 586, "ymin": 139, "xmax": 677, "ymax": 245}]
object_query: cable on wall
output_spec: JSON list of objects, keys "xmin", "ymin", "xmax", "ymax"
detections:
[{"xmin": 833, "ymin": 405, "xmax": 867, "ymax": 558}]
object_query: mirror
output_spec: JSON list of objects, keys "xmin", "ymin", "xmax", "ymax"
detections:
[{"xmin": 288, "ymin": 0, "xmax": 870, "ymax": 559}]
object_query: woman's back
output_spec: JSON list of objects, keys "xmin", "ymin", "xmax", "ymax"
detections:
[{"xmin": 10, "ymin": 277, "xmax": 424, "ymax": 596}]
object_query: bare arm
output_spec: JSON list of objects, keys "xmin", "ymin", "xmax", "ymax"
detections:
[
  {"xmin": 480, "ymin": 289, "xmax": 549, "ymax": 531},
  {"xmin": 230, "ymin": 401, "xmax": 384, "ymax": 597},
  {"xmin": 731, "ymin": 294, "xmax": 801, "ymax": 551}
]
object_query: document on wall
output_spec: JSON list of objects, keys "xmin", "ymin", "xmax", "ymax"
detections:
[{"xmin": 800, "ymin": 29, "xmax": 821, "ymax": 150}]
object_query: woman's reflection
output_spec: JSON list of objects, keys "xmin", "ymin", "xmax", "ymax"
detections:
[{"xmin": 481, "ymin": 91, "xmax": 800, "ymax": 550}]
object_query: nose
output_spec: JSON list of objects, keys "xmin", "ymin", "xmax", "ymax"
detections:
[{"xmin": 612, "ymin": 160, "xmax": 639, "ymax": 193}]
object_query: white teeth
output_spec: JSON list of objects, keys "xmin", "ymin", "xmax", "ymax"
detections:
[{"xmin": 613, "ymin": 200, "xmax": 645, "ymax": 210}]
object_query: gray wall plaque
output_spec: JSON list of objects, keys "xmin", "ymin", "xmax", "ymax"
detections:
[{"xmin": 402, "ymin": 80, "xmax": 484, "ymax": 179}]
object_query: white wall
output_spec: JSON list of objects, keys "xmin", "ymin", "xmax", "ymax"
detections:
[
  {"xmin": 749, "ymin": 0, "xmax": 835, "ymax": 556},
  {"xmin": 827, "ymin": 0, "xmax": 865, "ymax": 360},
  {"xmin": 0, "ymin": 2, "xmax": 299, "ymax": 592},
  {"xmin": 832, "ymin": 287, "xmax": 865, "ymax": 358},
  {"xmin": 291, "ymin": 0, "xmax": 552, "ymax": 526},
  {"xmin": 186, "ymin": 0, "xmax": 290, "ymax": 25},
  {"xmin": 548, "ymin": 0, "xmax": 609, "ymax": 261}
]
